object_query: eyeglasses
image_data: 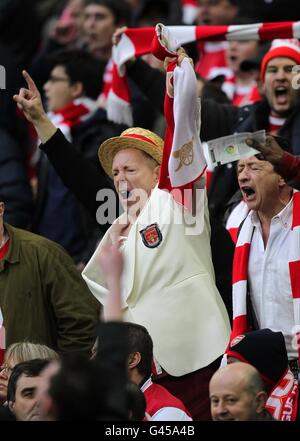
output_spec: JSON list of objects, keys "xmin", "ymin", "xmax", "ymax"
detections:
[
  {"xmin": 0, "ymin": 365, "xmax": 13, "ymax": 375},
  {"xmin": 47, "ymin": 75, "xmax": 70, "ymax": 84}
]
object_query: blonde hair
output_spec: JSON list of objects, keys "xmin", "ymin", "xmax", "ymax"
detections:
[{"xmin": 4, "ymin": 342, "xmax": 59, "ymax": 366}]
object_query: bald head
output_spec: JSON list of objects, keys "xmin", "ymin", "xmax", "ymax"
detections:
[{"xmin": 209, "ymin": 363, "xmax": 267, "ymax": 421}]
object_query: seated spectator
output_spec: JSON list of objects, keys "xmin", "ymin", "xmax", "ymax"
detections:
[
  {"xmin": 7, "ymin": 359, "xmax": 50, "ymax": 421},
  {"xmin": 226, "ymin": 329, "xmax": 299, "ymax": 421},
  {"xmin": 209, "ymin": 362, "xmax": 275, "ymax": 421},
  {"xmin": 0, "ymin": 342, "xmax": 58, "ymax": 406}
]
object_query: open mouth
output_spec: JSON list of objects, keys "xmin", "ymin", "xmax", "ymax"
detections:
[
  {"xmin": 119, "ymin": 190, "xmax": 132, "ymax": 200},
  {"xmin": 274, "ymin": 86, "xmax": 289, "ymax": 104},
  {"xmin": 241, "ymin": 186, "xmax": 256, "ymax": 201}
]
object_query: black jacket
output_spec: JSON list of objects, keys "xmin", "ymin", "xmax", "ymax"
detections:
[{"xmin": 0, "ymin": 128, "xmax": 33, "ymax": 228}]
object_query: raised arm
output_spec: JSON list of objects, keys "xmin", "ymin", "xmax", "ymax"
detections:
[
  {"xmin": 98, "ymin": 242, "xmax": 124, "ymax": 322},
  {"xmin": 13, "ymin": 71, "xmax": 117, "ymax": 219},
  {"xmin": 13, "ymin": 70, "xmax": 57, "ymax": 143},
  {"xmin": 247, "ymin": 135, "xmax": 300, "ymax": 188}
]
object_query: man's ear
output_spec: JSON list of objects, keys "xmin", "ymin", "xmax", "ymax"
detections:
[
  {"xmin": 8, "ymin": 400, "xmax": 15, "ymax": 413},
  {"xmin": 278, "ymin": 175, "xmax": 287, "ymax": 187},
  {"xmin": 128, "ymin": 352, "xmax": 141, "ymax": 370},
  {"xmin": 71, "ymin": 81, "xmax": 84, "ymax": 99},
  {"xmin": 255, "ymin": 391, "xmax": 268, "ymax": 414},
  {"xmin": 154, "ymin": 165, "xmax": 160, "ymax": 183}
]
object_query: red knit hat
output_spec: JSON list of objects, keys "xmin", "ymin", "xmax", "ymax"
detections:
[{"xmin": 260, "ymin": 39, "xmax": 300, "ymax": 81}]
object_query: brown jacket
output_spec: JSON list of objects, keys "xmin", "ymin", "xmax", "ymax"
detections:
[{"xmin": 0, "ymin": 224, "xmax": 99, "ymax": 355}]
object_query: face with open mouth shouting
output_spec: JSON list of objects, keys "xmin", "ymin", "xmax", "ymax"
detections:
[
  {"xmin": 226, "ymin": 40, "xmax": 258, "ymax": 75},
  {"xmin": 237, "ymin": 156, "xmax": 285, "ymax": 213},
  {"xmin": 263, "ymin": 57, "xmax": 300, "ymax": 117},
  {"xmin": 112, "ymin": 148, "xmax": 160, "ymax": 216}
]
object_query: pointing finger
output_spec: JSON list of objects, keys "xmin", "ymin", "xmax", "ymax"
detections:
[{"xmin": 22, "ymin": 70, "xmax": 38, "ymax": 93}]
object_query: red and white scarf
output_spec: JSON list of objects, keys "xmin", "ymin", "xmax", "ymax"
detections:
[
  {"xmin": 230, "ymin": 191, "xmax": 300, "ymax": 356},
  {"xmin": 222, "ymin": 74, "xmax": 261, "ymax": 107},
  {"xmin": 226, "ymin": 200, "xmax": 249, "ymax": 243},
  {"xmin": 48, "ymin": 97, "xmax": 98, "ymax": 142},
  {"xmin": 266, "ymin": 368, "xmax": 299, "ymax": 421},
  {"xmin": 152, "ymin": 24, "xmax": 206, "ymax": 199},
  {"xmin": 268, "ymin": 113, "xmax": 286, "ymax": 135},
  {"xmin": 108, "ymin": 21, "xmax": 300, "ymax": 125}
]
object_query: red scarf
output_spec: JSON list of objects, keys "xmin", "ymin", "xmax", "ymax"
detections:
[
  {"xmin": 48, "ymin": 97, "xmax": 98, "ymax": 142},
  {"xmin": 108, "ymin": 21, "xmax": 300, "ymax": 125}
]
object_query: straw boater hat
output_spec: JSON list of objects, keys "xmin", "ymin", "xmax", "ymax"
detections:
[{"xmin": 98, "ymin": 127, "xmax": 164, "ymax": 178}]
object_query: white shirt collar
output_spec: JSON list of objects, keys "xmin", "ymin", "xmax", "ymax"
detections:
[
  {"xmin": 250, "ymin": 191, "xmax": 295, "ymax": 230},
  {"xmin": 140, "ymin": 377, "xmax": 152, "ymax": 392}
]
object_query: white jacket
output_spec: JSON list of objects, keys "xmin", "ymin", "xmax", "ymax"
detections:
[{"xmin": 82, "ymin": 185, "xmax": 230, "ymax": 376}]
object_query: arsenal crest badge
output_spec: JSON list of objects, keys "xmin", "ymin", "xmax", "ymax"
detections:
[{"xmin": 140, "ymin": 223, "xmax": 162, "ymax": 248}]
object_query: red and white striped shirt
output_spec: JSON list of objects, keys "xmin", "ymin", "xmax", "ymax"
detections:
[{"xmin": 141, "ymin": 378, "xmax": 192, "ymax": 421}]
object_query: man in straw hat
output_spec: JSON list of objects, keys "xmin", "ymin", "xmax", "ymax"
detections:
[{"xmin": 13, "ymin": 60, "xmax": 230, "ymax": 419}]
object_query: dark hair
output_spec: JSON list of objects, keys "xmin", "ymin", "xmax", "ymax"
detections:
[
  {"xmin": 126, "ymin": 381, "xmax": 146, "ymax": 421},
  {"xmin": 47, "ymin": 49, "xmax": 106, "ymax": 99},
  {"xmin": 7, "ymin": 359, "xmax": 50, "ymax": 403},
  {"xmin": 84, "ymin": 0, "xmax": 131, "ymax": 25},
  {"xmin": 123, "ymin": 322, "xmax": 153, "ymax": 379},
  {"xmin": 133, "ymin": 0, "xmax": 170, "ymax": 26},
  {"xmin": 48, "ymin": 354, "xmax": 111, "ymax": 420}
]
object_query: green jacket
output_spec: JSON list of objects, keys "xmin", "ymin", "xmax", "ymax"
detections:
[{"xmin": 0, "ymin": 224, "xmax": 99, "ymax": 355}]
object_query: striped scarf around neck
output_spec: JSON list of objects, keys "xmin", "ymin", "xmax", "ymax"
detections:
[{"xmin": 230, "ymin": 191, "xmax": 300, "ymax": 420}]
